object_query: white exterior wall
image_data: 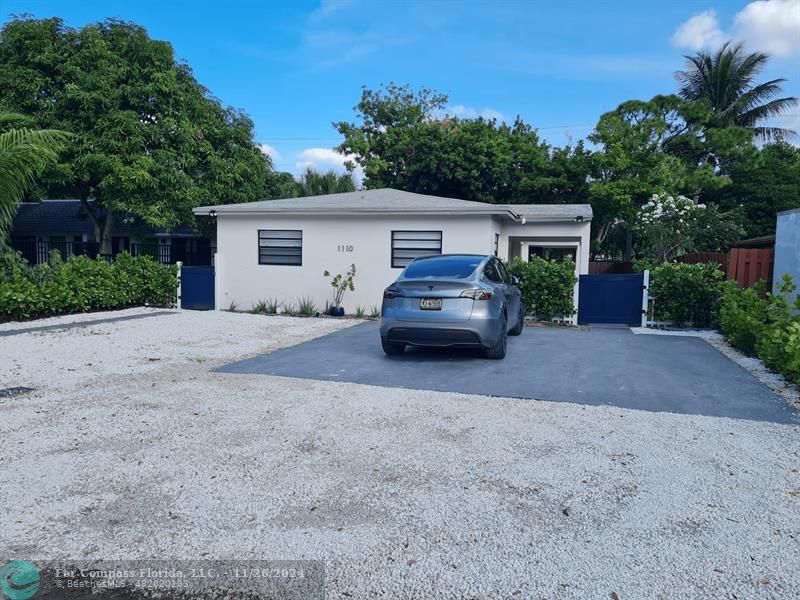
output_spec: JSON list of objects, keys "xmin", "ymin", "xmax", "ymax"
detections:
[
  {"xmin": 214, "ymin": 214, "xmax": 592, "ymax": 315},
  {"xmin": 499, "ymin": 220, "xmax": 591, "ymax": 274},
  {"xmin": 216, "ymin": 214, "xmax": 497, "ymax": 312}
]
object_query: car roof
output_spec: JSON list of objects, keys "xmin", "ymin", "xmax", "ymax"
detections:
[{"xmin": 411, "ymin": 254, "xmax": 491, "ymax": 261}]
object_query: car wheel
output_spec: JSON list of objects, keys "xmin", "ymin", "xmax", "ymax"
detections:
[
  {"xmin": 485, "ymin": 314, "xmax": 507, "ymax": 359},
  {"xmin": 382, "ymin": 339, "xmax": 405, "ymax": 355},
  {"xmin": 509, "ymin": 303, "xmax": 524, "ymax": 336}
]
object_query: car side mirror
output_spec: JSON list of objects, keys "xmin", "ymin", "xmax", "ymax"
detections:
[{"xmin": 511, "ymin": 276, "xmax": 520, "ymax": 286}]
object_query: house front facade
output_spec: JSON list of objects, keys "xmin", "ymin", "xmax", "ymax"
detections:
[{"xmin": 194, "ymin": 189, "xmax": 592, "ymax": 317}]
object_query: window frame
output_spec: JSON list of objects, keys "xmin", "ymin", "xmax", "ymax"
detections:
[
  {"xmin": 483, "ymin": 259, "xmax": 503, "ymax": 283},
  {"xmin": 496, "ymin": 260, "xmax": 511, "ymax": 283},
  {"xmin": 390, "ymin": 230, "xmax": 443, "ymax": 269},
  {"xmin": 258, "ymin": 229, "xmax": 303, "ymax": 267}
]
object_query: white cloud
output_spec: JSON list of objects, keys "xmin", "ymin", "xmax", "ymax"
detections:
[
  {"xmin": 733, "ymin": 0, "xmax": 800, "ymax": 57},
  {"xmin": 445, "ymin": 104, "xmax": 507, "ymax": 122},
  {"xmin": 479, "ymin": 107, "xmax": 506, "ymax": 122},
  {"xmin": 295, "ymin": 147, "xmax": 363, "ymax": 184},
  {"xmin": 671, "ymin": 10, "xmax": 725, "ymax": 51},
  {"xmin": 258, "ymin": 144, "xmax": 280, "ymax": 161},
  {"xmin": 295, "ymin": 147, "xmax": 349, "ymax": 171},
  {"xmin": 672, "ymin": 1, "xmax": 800, "ymax": 57}
]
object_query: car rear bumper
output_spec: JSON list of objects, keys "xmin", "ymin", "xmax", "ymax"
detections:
[
  {"xmin": 380, "ymin": 317, "xmax": 501, "ymax": 348},
  {"xmin": 384, "ymin": 326, "xmax": 484, "ymax": 347}
]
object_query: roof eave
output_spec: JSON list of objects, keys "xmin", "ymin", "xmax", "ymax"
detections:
[{"xmin": 193, "ymin": 207, "xmax": 517, "ymax": 217}]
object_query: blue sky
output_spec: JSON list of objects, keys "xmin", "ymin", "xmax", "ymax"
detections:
[{"xmin": 2, "ymin": 0, "xmax": 798, "ymax": 176}]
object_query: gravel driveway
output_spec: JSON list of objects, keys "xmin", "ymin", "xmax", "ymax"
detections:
[{"xmin": 1, "ymin": 308, "xmax": 799, "ymax": 599}]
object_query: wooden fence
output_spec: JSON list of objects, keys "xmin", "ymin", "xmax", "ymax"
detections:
[
  {"xmin": 727, "ymin": 247, "xmax": 774, "ymax": 289},
  {"xmin": 675, "ymin": 248, "xmax": 774, "ymax": 289},
  {"xmin": 675, "ymin": 252, "xmax": 727, "ymax": 269},
  {"xmin": 588, "ymin": 261, "xmax": 634, "ymax": 275}
]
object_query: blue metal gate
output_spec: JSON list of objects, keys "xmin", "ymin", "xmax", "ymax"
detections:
[
  {"xmin": 181, "ymin": 266, "xmax": 215, "ymax": 310},
  {"xmin": 578, "ymin": 273, "xmax": 644, "ymax": 325}
]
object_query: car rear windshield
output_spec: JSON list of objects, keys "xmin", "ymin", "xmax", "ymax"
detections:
[{"xmin": 403, "ymin": 256, "xmax": 483, "ymax": 279}]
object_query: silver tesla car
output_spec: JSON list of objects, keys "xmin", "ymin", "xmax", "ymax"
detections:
[{"xmin": 380, "ymin": 254, "xmax": 525, "ymax": 359}]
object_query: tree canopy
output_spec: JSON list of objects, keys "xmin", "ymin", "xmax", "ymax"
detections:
[
  {"xmin": 334, "ymin": 81, "xmax": 795, "ymax": 260},
  {"xmin": 0, "ymin": 17, "xmax": 271, "ymax": 252},
  {"xmin": 334, "ymin": 83, "xmax": 590, "ymax": 206}
]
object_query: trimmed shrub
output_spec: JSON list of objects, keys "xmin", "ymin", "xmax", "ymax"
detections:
[
  {"xmin": 0, "ymin": 253, "xmax": 177, "ymax": 322},
  {"xmin": 650, "ymin": 262, "xmax": 725, "ymax": 327},
  {"xmin": 719, "ymin": 274, "xmax": 800, "ymax": 384},
  {"xmin": 506, "ymin": 257, "xmax": 576, "ymax": 321},
  {"xmin": 718, "ymin": 281, "xmax": 769, "ymax": 354}
]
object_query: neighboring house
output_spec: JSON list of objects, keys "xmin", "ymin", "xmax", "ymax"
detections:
[
  {"xmin": 193, "ymin": 188, "xmax": 592, "ymax": 316},
  {"xmin": 10, "ymin": 200, "xmax": 212, "ymax": 266},
  {"xmin": 774, "ymin": 208, "xmax": 800, "ymax": 307}
]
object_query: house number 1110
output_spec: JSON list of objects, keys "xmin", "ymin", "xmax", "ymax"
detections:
[{"xmin": 338, "ymin": 244, "xmax": 354, "ymax": 252}]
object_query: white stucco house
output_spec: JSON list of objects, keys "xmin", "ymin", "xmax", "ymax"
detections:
[{"xmin": 193, "ymin": 188, "xmax": 592, "ymax": 316}]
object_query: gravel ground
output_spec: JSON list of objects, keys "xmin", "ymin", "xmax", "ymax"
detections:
[{"xmin": 1, "ymin": 308, "xmax": 799, "ymax": 599}]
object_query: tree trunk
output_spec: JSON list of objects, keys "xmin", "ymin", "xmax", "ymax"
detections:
[
  {"xmin": 623, "ymin": 228, "xmax": 633, "ymax": 262},
  {"xmin": 99, "ymin": 211, "xmax": 114, "ymax": 256},
  {"xmin": 79, "ymin": 199, "xmax": 115, "ymax": 256}
]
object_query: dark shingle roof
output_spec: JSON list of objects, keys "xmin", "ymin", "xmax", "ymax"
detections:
[{"xmin": 11, "ymin": 200, "xmax": 196, "ymax": 238}]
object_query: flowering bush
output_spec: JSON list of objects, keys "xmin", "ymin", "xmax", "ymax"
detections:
[{"xmin": 635, "ymin": 194, "xmax": 704, "ymax": 263}]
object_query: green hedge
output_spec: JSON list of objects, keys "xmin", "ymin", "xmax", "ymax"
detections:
[
  {"xmin": 649, "ymin": 262, "xmax": 726, "ymax": 327},
  {"xmin": 506, "ymin": 257, "xmax": 576, "ymax": 320},
  {"xmin": 719, "ymin": 274, "xmax": 800, "ymax": 384},
  {"xmin": 0, "ymin": 251, "xmax": 178, "ymax": 321}
]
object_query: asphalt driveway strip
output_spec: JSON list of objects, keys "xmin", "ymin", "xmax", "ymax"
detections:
[{"xmin": 218, "ymin": 321, "xmax": 797, "ymax": 424}]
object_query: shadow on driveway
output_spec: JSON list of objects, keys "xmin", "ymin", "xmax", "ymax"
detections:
[{"xmin": 218, "ymin": 321, "xmax": 797, "ymax": 424}]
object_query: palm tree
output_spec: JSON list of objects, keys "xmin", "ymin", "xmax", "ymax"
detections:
[
  {"xmin": 676, "ymin": 41, "xmax": 798, "ymax": 141},
  {"xmin": 0, "ymin": 112, "xmax": 69, "ymax": 245},
  {"xmin": 298, "ymin": 167, "xmax": 356, "ymax": 196}
]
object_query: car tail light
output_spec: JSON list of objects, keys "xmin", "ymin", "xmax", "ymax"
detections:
[
  {"xmin": 383, "ymin": 287, "xmax": 401, "ymax": 299},
  {"xmin": 460, "ymin": 289, "xmax": 493, "ymax": 300}
]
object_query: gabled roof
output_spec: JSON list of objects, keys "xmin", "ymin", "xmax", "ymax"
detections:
[
  {"xmin": 194, "ymin": 188, "xmax": 593, "ymax": 222},
  {"xmin": 11, "ymin": 200, "xmax": 197, "ymax": 238}
]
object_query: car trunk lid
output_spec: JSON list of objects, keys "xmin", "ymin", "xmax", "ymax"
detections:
[{"xmin": 391, "ymin": 279, "xmax": 475, "ymax": 322}]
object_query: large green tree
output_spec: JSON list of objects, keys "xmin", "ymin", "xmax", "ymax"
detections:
[
  {"xmin": 0, "ymin": 17, "xmax": 271, "ymax": 253},
  {"xmin": 588, "ymin": 95, "xmax": 744, "ymax": 258},
  {"xmin": 707, "ymin": 142, "xmax": 800, "ymax": 238},
  {"xmin": 334, "ymin": 83, "xmax": 590, "ymax": 205},
  {"xmin": 0, "ymin": 112, "xmax": 69, "ymax": 245},
  {"xmin": 676, "ymin": 42, "xmax": 798, "ymax": 141}
]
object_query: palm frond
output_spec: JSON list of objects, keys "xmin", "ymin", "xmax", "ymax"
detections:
[
  {"xmin": 674, "ymin": 41, "xmax": 794, "ymax": 135},
  {"xmin": 0, "ymin": 113, "xmax": 71, "ymax": 243},
  {"xmin": 748, "ymin": 126, "xmax": 797, "ymax": 143},
  {"xmin": 738, "ymin": 97, "xmax": 799, "ymax": 129}
]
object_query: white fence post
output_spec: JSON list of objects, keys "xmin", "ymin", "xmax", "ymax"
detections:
[
  {"xmin": 214, "ymin": 253, "xmax": 222, "ymax": 311},
  {"xmin": 176, "ymin": 261, "xmax": 183, "ymax": 309},
  {"xmin": 641, "ymin": 269, "xmax": 650, "ymax": 328}
]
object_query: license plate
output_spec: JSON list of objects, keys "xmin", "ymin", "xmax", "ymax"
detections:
[{"xmin": 420, "ymin": 298, "xmax": 442, "ymax": 310}]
